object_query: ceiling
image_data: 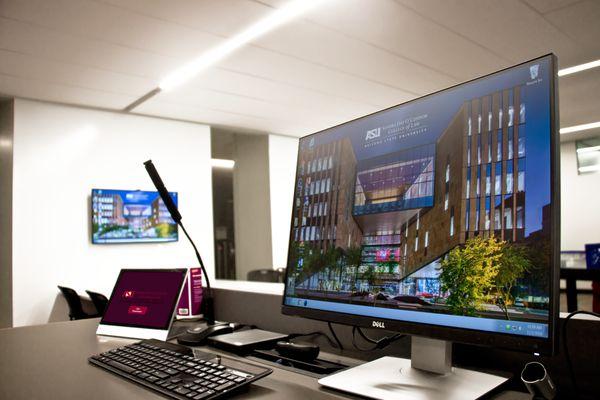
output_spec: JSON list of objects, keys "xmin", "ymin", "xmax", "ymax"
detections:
[{"xmin": 1, "ymin": 0, "xmax": 599, "ymax": 139}]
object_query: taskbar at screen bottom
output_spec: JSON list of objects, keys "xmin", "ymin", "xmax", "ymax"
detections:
[{"xmin": 284, "ymin": 296, "xmax": 548, "ymax": 339}]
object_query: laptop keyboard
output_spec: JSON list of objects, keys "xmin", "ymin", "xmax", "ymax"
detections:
[{"xmin": 89, "ymin": 339, "xmax": 272, "ymax": 399}]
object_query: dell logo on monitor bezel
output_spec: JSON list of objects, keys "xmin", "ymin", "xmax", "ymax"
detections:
[{"xmin": 372, "ymin": 320, "xmax": 385, "ymax": 329}]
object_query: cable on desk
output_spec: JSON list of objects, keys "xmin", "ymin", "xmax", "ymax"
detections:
[
  {"xmin": 351, "ymin": 326, "xmax": 405, "ymax": 351},
  {"xmin": 327, "ymin": 322, "xmax": 344, "ymax": 351},
  {"xmin": 562, "ymin": 310, "xmax": 600, "ymax": 400},
  {"xmin": 288, "ymin": 331, "xmax": 337, "ymax": 349}
]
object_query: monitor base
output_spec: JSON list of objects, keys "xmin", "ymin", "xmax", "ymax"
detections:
[{"xmin": 318, "ymin": 355, "xmax": 509, "ymax": 400}]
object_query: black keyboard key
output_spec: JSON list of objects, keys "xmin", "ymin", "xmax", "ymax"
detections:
[
  {"xmin": 215, "ymin": 381, "xmax": 235, "ymax": 392},
  {"xmin": 153, "ymin": 371, "xmax": 169, "ymax": 379},
  {"xmin": 173, "ymin": 387, "xmax": 191, "ymax": 395},
  {"xmin": 165, "ymin": 368, "xmax": 179, "ymax": 375},
  {"xmin": 106, "ymin": 360, "xmax": 136, "ymax": 374}
]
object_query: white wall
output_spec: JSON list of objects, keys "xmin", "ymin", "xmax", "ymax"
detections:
[
  {"xmin": 560, "ymin": 141, "xmax": 600, "ymax": 251},
  {"xmin": 12, "ymin": 99, "xmax": 214, "ymax": 327},
  {"xmin": 268, "ymin": 134, "xmax": 299, "ymax": 269}
]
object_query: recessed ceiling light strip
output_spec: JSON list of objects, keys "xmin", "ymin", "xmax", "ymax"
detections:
[
  {"xmin": 560, "ymin": 121, "xmax": 600, "ymax": 135},
  {"xmin": 558, "ymin": 59, "xmax": 600, "ymax": 77}
]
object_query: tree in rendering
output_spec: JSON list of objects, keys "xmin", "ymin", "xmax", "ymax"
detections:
[
  {"xmin": 345, "ymin": 245, "xmax": 363, "ymax": 292},
  {"xmin": 495, "ymin": 243, "xmax": 531, "ymax": 319},
  {"xmin": 439, "ymin": 236, "xmax": 531, "ymax": 319}
]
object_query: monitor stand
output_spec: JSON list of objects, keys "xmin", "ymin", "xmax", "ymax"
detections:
[{"xmin": 318, "ymin": 336, "xmax": 509, "ymax": 400}]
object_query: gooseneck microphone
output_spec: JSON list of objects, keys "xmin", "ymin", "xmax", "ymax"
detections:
[{"xmin": 143, "ymin": 160, "xmax": 215, "ymax": 325}]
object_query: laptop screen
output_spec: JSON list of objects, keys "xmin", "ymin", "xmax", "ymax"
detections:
[{"xmin": 100, "ymin": 269, "xmax": 187, "ymax": 330}]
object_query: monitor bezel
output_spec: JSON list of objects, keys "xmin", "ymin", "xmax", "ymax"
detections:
[
  {"xmin": 90, "ymin": 188, "xmax": 179, "ymax": 244},
  {"xmin": 281, "ymin": 53, "xmax": 560, "ymax": 356}
]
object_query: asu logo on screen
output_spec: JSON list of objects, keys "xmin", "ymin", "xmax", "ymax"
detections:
[
  {"xmin": 365, "ymin": 127, "xmax": 381, "ymax": 141},
  {"xmin": 530, "ymin": 64, "xmax": 539, "ymax": 80}
]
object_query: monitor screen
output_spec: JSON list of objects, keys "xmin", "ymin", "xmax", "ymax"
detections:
[
  {"xmin": 101, "ymin": 269, "xmax": 187, "ymax": 330},
  {"xmin": 283, "ymin": 55, "xmax": 557, "ymax": 350},
  {"xmin": 91, "ymin": 189, "xmax": 178, "ymax": 244}
]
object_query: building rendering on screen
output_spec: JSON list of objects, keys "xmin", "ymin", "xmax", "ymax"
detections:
[{"xmin": 290, "ymin": 85, "xmax": 528, "ymax": 296}]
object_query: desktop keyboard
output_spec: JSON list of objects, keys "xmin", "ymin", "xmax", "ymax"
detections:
[{"xmin": 89, "ymin": 339, "xmax": 272, "ymax": 399}]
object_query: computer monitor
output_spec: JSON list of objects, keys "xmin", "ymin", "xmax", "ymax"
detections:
[{"xmin": 282, "ymin": 54, "xmax": 559, "ymax": 371}]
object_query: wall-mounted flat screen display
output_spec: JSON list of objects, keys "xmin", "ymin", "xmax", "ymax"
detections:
[{"xmin": 92, "ymin": 189, "xmax": 178, "ymax": 244}]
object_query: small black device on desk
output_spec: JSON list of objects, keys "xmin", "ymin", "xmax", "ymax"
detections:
[
  {"xmin": 89, "ymin": 339, "xmax": 272, "ymax": 400},
  {"xmin": 177, "ymin": 322, "xmax": 244, "ymax": 346}
]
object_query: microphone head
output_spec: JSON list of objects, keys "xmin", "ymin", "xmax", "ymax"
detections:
[{"xmin": 143, "ymin": 159, "xmax": 182, "ymax": 223}]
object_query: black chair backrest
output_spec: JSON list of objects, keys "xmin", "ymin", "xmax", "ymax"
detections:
[
  {"xmin": 57, "ymin": 286, "xmax": 87, "ymax": 320},
  {"xmin": 85, "ymin": 290, "xmax": 109, "ymax": 316},
  {"xmin": 247, "ymin": 269, "xmax": 281, "ymax": 282}
]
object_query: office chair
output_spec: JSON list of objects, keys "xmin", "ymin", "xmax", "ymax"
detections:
[
  {"xmin": 85, "ymin": 290, "xmax": 109, "ymax": 316},
  {"xmin": 57, "ymin": 286, "xmax": 99, "ymax": 320}
]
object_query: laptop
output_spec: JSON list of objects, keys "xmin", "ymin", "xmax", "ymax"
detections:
[{"xmin": 96, "ymin": 268, "xmax": 187, "ymax": 341}]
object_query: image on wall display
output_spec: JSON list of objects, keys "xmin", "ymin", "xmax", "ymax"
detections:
[{"xmin": 92, "ymin": 189, "xmax": 179, "ymax": 244}]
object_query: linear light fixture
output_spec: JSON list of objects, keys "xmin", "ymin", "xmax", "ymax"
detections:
[
  {"xmin": 211, "ymin": 158, "xmax": 235, "ymax": 169},
  {"xmin": 576, "ymin": 145, "xmax": 600, "ymax": 154},
  {"xmin": 558, "ymin": 59, "xmax": 600, "ymax": 77},
  {"xmin": 560, "ymin": 121, "xmax": 600, "ymax": 135},
  {"xmin": 159, "ymin": 0, "xmax": 331, "ymax": 91},
  {"xmin": 578, "ymin": 165, "xmax": 600, "ymax": 173}
]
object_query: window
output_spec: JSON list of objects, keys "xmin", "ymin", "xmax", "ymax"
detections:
[
  {"xmin": 485, "ymin": 197, "xmax": 491, "ymax": 230},
  {"xmin": 317, "ymin": 158, "xmax": 322, "ymax": 171},
  {"xmin": 466, "ymin": 167, "xmax": 471, "ymax": 198},
  {"xmin": 415, "ymin": 236, "xmax": 419, "ymax": 252},
  {"xmin": 516, "ymin": 206, "xmax": 524, "ymax": 229},
  {"xmin": 495, "ymin": 195, "xmax": 502, "ymax": 230},
  {"xmin": 508, "ymin": 106, "xmax": 514, "ymax": 127},
  {"xmin": 404, "ymin": 243, "xmax": 407, "ymax": 257},
  {"xmin": 326, "ymin": 178, "xmax": 331, "ymax": 192},
  {"xmin": 498, "ymin": 109, "xmax": 503, "ymax": 129},
  {"xmin": 504, "ymin": 205, "xmax": 513, "ymax": 229},
  {"xmin": 478, "ymin": 114, "xmax": 482, "ymax": 134},
  {"xmin": 450, "ymin": 207, "xmax": 455, "ymax": 236},
  {"xmin": 465, "ymin": 201, "xmax": 470, "ymax": 231},
  {"xmin": 467, "ymin": 136, "xmax": 471, "ymax": 166},
  {"xmin": 323, "ymin": 202, "xmax": 328, "ymax": 216},
  {"xmin": 444, "ymin": 192, "xmax": 449, "ymax": 211},
  {"xmin": 519, "ymin": 103, "xmax": 526, "ymax": 124},
  {"xmin": 518, "ymin": 158, "xmax": 525, "ymax": 192},
  {"xmin": 320, "ymin": 179, "xmax": 326, "ymax": 193},
  {"xmin": 445, "ymin": 163, "xmax": 450, "ymax": 183},
  {"xmin": 508, "ymin": 127, "xmax": 514, "ymax": 160},
  {"xmin": 477, "ymin": 135, "xmax": 481, "ymax": 165},
  {"xmin": 475, "ymin": 201, "xmax": 480, "ymax": 230},
  {"xmin": 495, "ymin": 163, "xmax": 502, "ymax": 194},
  {"xmin": 488, "ymin": 132, "xmax": 492, "ymax": 162},
  {"xmin": 468, "ymin": 117, "xmax": 472, "ymax": 136},
  {"xmin": 485, "ymin": 164, "xmax": 491, "ymax": 196},
  {"xmin": 497, "ymin": 131, "xmax": 503, "ymax": 161},
  {"xmin": 476, "ymin": 167, "xmax": 481, "ymax": 196},
  {"xmin": 416, "ymin": 212, "xmax": 420, "ymax": 230},
  {"xmin": 518, "ymin": 126, "xmax": 526, "ymax": 158},
  {"xmin": 488, "ymin": 111, "xmax": 493, "ymax": 132},
  {"xmin": 424, "ymin": 231, "xmax": 429, "ymax": 248},
  {"xmin": 506, "ymin": 162, "xmax": 513, "ymax": 194}
]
